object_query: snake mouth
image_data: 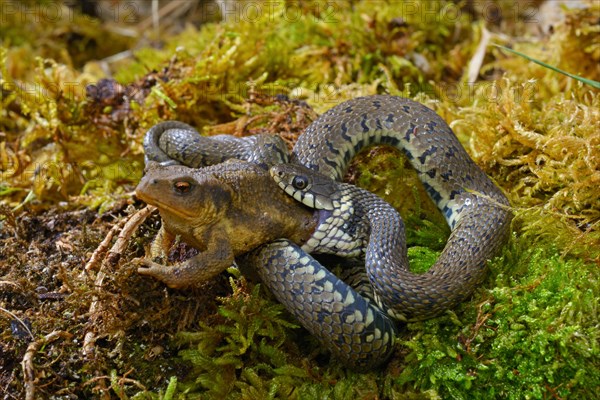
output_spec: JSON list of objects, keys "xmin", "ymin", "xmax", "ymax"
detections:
[{"xmin": 316, "ymin": 208, "xmax": 334, "ymax": 227}]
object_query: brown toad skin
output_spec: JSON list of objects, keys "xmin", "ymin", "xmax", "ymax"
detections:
[{"xmin": 135, "ymin": 160, "xmax": 318, "ymax": 288}]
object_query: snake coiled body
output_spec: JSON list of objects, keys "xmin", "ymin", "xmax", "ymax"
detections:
[
  {"xmin": 143, "ymin": 95, "xmax": 512, "ymax": 369},
  {"xmin": 280, "ymin": 96, "xmax": 512, "ymax": 321}
]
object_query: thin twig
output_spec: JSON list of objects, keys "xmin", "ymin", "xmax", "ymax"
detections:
[
  {"xmin": 106, "ymin": 205, "xmax": 157, "ymax": 266},
  {"xmin": 84, "ymin": 218, "xmax": 129, "ymax": 272},
  {"xmin": 0, "ymin": 306, "xmax": 34, "ymax": 341},
  {"xmin": 22, "ymin": 330, "xmax": 73, "ymax": 400},
  {"xmin": 137, "ymin": 0, "xmax": 193, "ymax": 32},
  {"xmin": 467, "ymin": 25, "xmax": 491, "ymax": 86},
  {"xmin": 83, "ymin": 205, "xmax": 157, "ymax": 361}
]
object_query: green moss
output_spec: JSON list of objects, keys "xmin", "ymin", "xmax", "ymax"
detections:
[
  {"xmin": 171, "ymin": 277, "xmax": 305, "ymax": 398},
  {"xmin": 350, "ymin": 146, "xmax": 444, "ymax": 224},
  {"xmin": 393, "ymin": 241, "xmax": 599, "ymax": 399}
]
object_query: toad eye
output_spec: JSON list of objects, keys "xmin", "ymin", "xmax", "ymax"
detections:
[
  {"xmin": 173, "ymin": 181, "xmax": 192, "ymax": 194},
  {"xmin": 292, "ymin": 175, "xmax": 309, "ymax": 190}
]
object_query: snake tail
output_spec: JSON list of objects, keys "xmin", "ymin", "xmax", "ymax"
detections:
[{"xmin": 143, "ymin": 121, "xmax": 289, "ymax": 169}]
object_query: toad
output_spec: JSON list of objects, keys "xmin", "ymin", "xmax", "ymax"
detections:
[{"xmin": 135, "ymin": 160, "xmax": 317, "ymax": 288}]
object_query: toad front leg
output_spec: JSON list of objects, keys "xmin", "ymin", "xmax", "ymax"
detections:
[
  {"xmin": 137, "ymin": 228, "xmax": 234, "ymax": 289},
  {"xmin": 148, "ymin": 225, "xmax": 175, "ymax": 261}
]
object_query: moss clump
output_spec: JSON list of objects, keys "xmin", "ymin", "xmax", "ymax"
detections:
[
  {"xmin": 172, "ymin": 277, "xmax": 306, "ymax": 398},
  {"xmin": 395, "ymin": 243, "xmax": 599, "ymax": 399},
  {"xmin": 444, "ymin": 76, "xmax": 600, "ymax": 259}
]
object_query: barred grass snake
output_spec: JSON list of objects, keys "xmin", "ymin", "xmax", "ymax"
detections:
[{"xmin": 142, "ymin": 95, "xmax": 512, "ymax": 369}]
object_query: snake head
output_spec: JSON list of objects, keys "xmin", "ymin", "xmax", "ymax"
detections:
[{"xmin": 270, "ymin": 164, "xmax": 337, "ymax": 211}]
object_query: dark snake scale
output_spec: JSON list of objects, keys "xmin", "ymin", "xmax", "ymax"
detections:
[{"xmin": 143, "ymin": 95, "xmax": 512, "ymax": 369}]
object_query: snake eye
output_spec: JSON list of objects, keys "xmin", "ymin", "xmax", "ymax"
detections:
[
  {"xmin": 292, "ymin": 175, "xmax": 309, "ymax": 190},
  {"xmin": 173, "ymin": 181, "xmax": 192, "ymax": 194}
]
